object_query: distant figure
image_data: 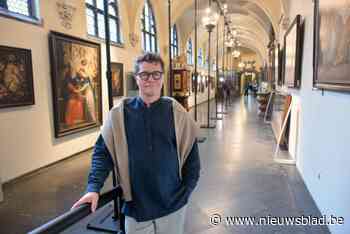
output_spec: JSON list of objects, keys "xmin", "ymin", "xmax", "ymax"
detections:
[{"xmin": 244, "ymin": 83, "xmax": 250, "ymax": 96}]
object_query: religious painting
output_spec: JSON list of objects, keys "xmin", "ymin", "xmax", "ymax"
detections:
[
  {"xmin": 49, "ymin": 31, "xmax": 102, "ymax": 138},
  {"xmin": 174, "ymin": 74, "xmax": 182, "ymax": 91},
  {"xmin": 0, "ymin": 45, "xmax": 34, "ymax": 108},
  {"xmin": 313, "ymin": 0, "xmax": 350, "ymax": 91},
  {"xmin": 283, "ymin": 15, "xmax": 303, "ymax": 89},
  {"xmin": 111, "ymin": 62, "xmax": 124, "ymax": 97}
]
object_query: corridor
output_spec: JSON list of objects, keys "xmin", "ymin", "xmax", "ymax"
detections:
[
  {"xmin": 187, "ymin": 97, "xmax": 329, "ymax": 234},
  {"xmin": 0, "ymin": 97, "xmax": 329, "ymax": 234}
]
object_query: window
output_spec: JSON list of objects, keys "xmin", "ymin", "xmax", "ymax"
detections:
[
  {"xmin": 170, "ymin": 25, "xmax": 178, "ymax": 59},
  {"xmin": 186, "ymin": 39, "xmax": 193, "ymax": 65},
  {"xmin": 0, "ymin": 0, "xmax": 38, "ymax": 20},
  {"xmin": 141, "ymin": 0, "xmax": 158, "ymax": 53},
  {"xmin": 198, "ymin": 49, "xmax": 203, "ymax": 67},
  {"xmin": 85, "ymin": 0, "xmax": 122, "ymax": 44}
]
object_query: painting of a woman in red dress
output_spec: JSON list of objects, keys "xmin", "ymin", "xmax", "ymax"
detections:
[{"xmin": 63, "ymin": 60, "xmax": 96, "ymax": 126}]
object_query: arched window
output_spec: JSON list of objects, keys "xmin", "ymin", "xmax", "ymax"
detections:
[
  {"xmin": 0, "ymin": 0, "xmax": 39, "ymax": 19},
  {"xmin": 198, "ymin": 48, "xmax": 203, "ymax": 67},
  {"xmin": 85, "ymin": 0, "xmax": 122, "ymax": 44},
  {"xmin": 141, "ymin": 0, "xmax": 158, "ymax": 53},
  {"xmin": 187, "ymin": 39, "xmax": 193, "ymax": 65},
  {"xmin": 170, "ymin": 25, "xmax": 178, "ymax": 58}
]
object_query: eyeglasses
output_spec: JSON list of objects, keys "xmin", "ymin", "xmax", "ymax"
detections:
[{"xmin": 137, "ymin": 71, "xmax": 163, "ymax": 81}]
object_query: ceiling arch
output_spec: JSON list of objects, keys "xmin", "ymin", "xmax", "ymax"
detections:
[{"xmin": 172, "ymin": 0, "xmax": 283, "ymax": 62}]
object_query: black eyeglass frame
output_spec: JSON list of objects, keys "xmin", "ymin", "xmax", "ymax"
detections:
[{"xmin": 136, "ymin": 71, "xmax": 163, "ymax": 81}]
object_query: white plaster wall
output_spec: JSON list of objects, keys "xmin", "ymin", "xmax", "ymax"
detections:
[
  {"xmin": 286, "ymin": 1, "xmax": 350, "ymax": 233},
  {"xmin": 0, "ymin": 0, "xmax": 210, "ymax": 183},
  {"xmin": 0, "ymin": 0, "xmax": 159, "ymax": 182}
]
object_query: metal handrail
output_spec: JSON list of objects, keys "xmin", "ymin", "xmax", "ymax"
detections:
[{"xmin": 28, "ymin": 187, "xmax": 122, "ymax": 234}]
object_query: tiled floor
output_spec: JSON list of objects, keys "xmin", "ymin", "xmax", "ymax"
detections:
[{"xmin": 0, "ymin": 96, "xmax": 330, "ymax": 234}]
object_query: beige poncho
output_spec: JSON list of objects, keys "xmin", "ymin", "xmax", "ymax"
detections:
[{"xmin": 101, "ymin": 97, "xmax": 198, "ymax": 201}]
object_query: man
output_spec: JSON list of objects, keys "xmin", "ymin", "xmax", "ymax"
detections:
[{"xmin": 72, "ymin": 52, "xmax": 200, "ymax": 234}]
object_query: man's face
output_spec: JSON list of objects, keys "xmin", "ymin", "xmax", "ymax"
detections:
[{"xmin": 136, "ymin": 62, "xmax": 163, "ymax": 98}]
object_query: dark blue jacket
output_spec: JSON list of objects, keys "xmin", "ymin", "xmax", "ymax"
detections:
[{"xmin": 87, "ymin": 97, "xmax": 200, "ymax": 221}]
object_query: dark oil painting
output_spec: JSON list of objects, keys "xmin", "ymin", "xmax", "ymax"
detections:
[{"xmin": 0, "ymin": 45, "xmax": 34, "ymax": 108}]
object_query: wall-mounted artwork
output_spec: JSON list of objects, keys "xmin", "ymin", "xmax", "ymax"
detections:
[
  {"xmin": 283, "ymin": 14, "xmax": 304, "ymax": 89},
  {"xmin": 111, "ymin": 62, "xmax": 124, "ymax": 97},
  {"xmin": 174, "ymin": 73, "xmax": 182, "ymax": 91},
  {"xmin": 313, "ymin": 0, "xmax": 350, "ymax": 91},
  {"xmin": 49, "ymin": 31, "xmax": 102, "ymax": 138},
  {"xmin": 0, "ymin": 45, "xmax": 35, "ymax": 108}
]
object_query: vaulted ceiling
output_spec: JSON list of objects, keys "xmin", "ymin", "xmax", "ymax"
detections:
[{"xmin": 172, "ymin": 0, "xmax": 286, "ymax": 65}]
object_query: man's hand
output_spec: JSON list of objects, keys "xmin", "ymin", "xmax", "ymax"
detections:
[{"xmin": 71, "ymin": 192, "xmax": 99, "ymax": 213}]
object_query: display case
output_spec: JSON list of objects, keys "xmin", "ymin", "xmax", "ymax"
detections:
[{"xmin": 172, "ymin": 68, "xmax": 191, "ymax": 110}]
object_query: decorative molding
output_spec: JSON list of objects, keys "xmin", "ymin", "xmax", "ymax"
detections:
[
  {"xmin": 56, "ymin": 1, "xmax": 76, "ymax": 30},
  {"xmin": 129, "ymin": 33, "xmax": 139, "ymax": 47},
  {"xmin": 280, "ymin": 15, "xmax": 290, "ymax": 31}
]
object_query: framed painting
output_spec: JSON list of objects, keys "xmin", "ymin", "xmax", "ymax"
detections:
[
  {"xmin": 173, "ymin": 74, "xmax": 182, "ymax": 91},
  {"xmin": 0, "ymin": 45, "xmax": 35, "ymax": 108},
  {"xmin": 111, "ymin": 62, "xmax": 124, "ymax": 97},
  {"xmin": 283, "ymin": 14, "xmax": 303, "ymax": 89},
  {"xmin": 49, "ymin": 31, "xmax": 102, "ymax": 138},
  {"xmin": 313, "ymin": 0, "xmax": 350, "ymax": 91}
]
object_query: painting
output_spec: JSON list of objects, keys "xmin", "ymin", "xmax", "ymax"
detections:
[
  {"xmin": 283, "ymin": 15, "xmax": 303, "ymax": 88},
  {"xmin": 0, "ymin": 45, "xmax": 34, "ymax": 108},
  {"xmin": 174, "ymin": 74, "xmax": 182, "ymax": 91},
  {"xmin": 111, "ymin": 62, "xmax": 124, "ymax": 97},
  {"xmin": 313, "ymin": 0, "xmax": 350, "ymax": 91},
  {"xmin": 49, "ymin": 31, "xmax": 102, "ymax": 138}
]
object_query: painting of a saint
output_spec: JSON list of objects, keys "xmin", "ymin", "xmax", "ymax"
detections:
[
  {"xmin": 0, "ymin": 46, "xmax": 34, "ymax": 108},
  {"xmin": 49, "ymin": 31, "xmax": 102, "ymax": 137},
  {"xmin": 111, "ymin": 62, "xmax": 124, "ymax": 97}
]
